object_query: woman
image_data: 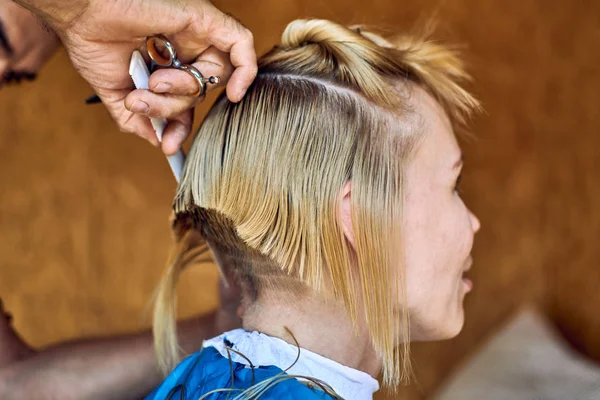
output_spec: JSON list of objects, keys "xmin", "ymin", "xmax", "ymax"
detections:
[{"xmin": 147, "ymin": 18, "xmax": 481, "ymax": 400}]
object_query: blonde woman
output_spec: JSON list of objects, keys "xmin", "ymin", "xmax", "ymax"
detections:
[{"xmin": 146, "ymin": 18, "xmax": 481, "ymax": 400}]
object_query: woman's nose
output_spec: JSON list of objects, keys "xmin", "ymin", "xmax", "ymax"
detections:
[{"xmin": 470, "ymin": 211, "xmax": 481, "ymax": 233}]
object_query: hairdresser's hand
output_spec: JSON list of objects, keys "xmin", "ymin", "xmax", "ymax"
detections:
[
  {"xmin": 0, "ymin": 1, "xmax": 59, "ymax": 86},
  {"xmin": 15, "ymin": 0, "xmax": 257, "ymax": 155}
]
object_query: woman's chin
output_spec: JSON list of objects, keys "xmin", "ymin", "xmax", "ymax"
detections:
[{"xmin": 408, "ymin": 310, "xmax": 466, "ymax": 342}]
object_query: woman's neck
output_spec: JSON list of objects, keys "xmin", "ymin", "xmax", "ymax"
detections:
[{"xmin": 242, "ymin": 290, "xmax": 382, "ymax": 378}]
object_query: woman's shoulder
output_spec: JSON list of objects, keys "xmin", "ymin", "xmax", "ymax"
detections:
[{"xmin": 145, "ymin": 346, "xmax": 336, "ymax": 400}]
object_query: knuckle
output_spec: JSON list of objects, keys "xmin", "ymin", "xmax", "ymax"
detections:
[
  {"xmin": 151, "ymin": 100, "xmax": 188, "ymax": 119},
  {"xmin": 119, "ymin": 124, "xmax": 136, "ymax": 135},
  {"xmin": 146, "ymin": 103, "xmax": 167, "ymax": 118},
  {"xmin": 116, "ymin": 113, "xmax": 138, "ymax": 135},
  {"xmin": 248, "ymin": 65, "xmax": 258, "ymax": 78},
  {"xmin": 243, "ymin": 29, "xmax": 254, "ymax": 43}
]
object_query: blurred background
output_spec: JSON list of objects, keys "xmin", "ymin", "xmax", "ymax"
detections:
[{"xmin": 1, "ymin": 0, "xmax": 599, "ymax": 398}]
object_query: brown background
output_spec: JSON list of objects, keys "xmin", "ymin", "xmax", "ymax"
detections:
[{"xmin": 1, "ymin": 0, "xmax": 599, "ymax": 398}]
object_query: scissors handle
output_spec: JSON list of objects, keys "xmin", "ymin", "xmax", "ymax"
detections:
[
  {"xmin": 145, "ymin": 34, "xmax": 221, "ymax": 97},
  {"xmin": 147, "ymin": 34, "xmax": 177, "ymax": 67}
]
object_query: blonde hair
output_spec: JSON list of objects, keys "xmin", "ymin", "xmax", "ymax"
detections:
[{"xmin": 153, "ymin": 19, "xmax": 480, "ymax": 389}]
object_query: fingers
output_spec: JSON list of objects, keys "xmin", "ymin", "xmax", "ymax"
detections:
[
  {"xmin": 125, "ymin": 89, "xmax": 198, "ymax": 120},
  {"xmin": 126, "ymin": 47, "xmax": 233, "ymax": 120},
  {"xmin": 161, "ymin": 109, "xmax": 193, "ymax": 155},
  {"xmin": 120, "ymin": 91, "xmax": 194, "ymax": 155},
  {"xmin": 148, "ymin": 47, "xmax": 234, "ymax": 96},
  {"xmin": 122, "ymin": 47, "xmax": 233, "ymax": 153},
  {"xmin": 200, "ymin": 10, "xmax": 257, "ymax": 102},
  {"xmin": 115, "ymin": 110, "xmax": 161, "ymax": 148}
]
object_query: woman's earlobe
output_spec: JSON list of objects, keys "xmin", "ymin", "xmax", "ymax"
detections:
[{"xmin": 340, "ymin": 181, "xmax": 356, "ymax": 249}]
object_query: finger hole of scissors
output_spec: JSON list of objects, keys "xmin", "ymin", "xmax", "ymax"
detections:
[{"xmin": 147, "ymin": 36, "xmax": 175, "ymax": 66}]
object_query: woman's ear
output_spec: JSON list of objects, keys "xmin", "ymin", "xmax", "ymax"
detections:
[{"xmin": 340, "ymin": 181, "xmax": 356, "ymax": 249}]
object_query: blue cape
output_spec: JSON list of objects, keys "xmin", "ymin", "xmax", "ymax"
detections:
[{"xmin": 145, "ymin": 346, "xmax": 336, "ymax": 399}]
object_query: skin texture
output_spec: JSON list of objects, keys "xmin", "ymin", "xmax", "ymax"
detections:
[
  {"xmin": 0, "ymin": 1, "xmax": 59, "ymax": 84},
  {"xmin": 401, "ymin": 85, "xmax": 480, "ymax": 341},
  {"xmin": 0, "ymin": 279, "xmax": 242, "ymax": 400},
  {"xmin": 12, "ymin": 0, "xmax": 258, "ymax": 154},
  {"xmin": 245, "ymin": 85, "xmax": 480, "ymax": 378}
]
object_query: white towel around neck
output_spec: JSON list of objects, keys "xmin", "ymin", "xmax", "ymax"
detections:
[{"xmin": 203, "ymin": 328, "xmax": 380, "ymax": 400}]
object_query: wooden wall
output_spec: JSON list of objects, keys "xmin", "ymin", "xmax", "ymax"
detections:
[{"xmin": 1, "ymin": 0, "xmax": 598, "ymax": 398}]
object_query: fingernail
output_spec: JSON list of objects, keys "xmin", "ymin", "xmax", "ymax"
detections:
[
  {"xmin": 154, "ymin": 82, "xmax": 171, "ymax": 93},
  {"xmin": 131, "ymin": 100, "xmax": 149, "ymax": 113}
]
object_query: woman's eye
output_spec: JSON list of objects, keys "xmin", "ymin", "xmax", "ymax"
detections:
[{"xmin": 454, "ymin": 174, "xmax": 463, "ymax": 194}]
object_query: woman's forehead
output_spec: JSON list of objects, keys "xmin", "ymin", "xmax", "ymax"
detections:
[{"xmin": 406, "ymin": 86, "xmax": 462, "ymax": 173}]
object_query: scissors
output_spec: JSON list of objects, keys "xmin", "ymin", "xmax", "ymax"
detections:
[
  {"xmin": 127, "ymin": 35, "xmax": 221, "ymax": 182},
  {"xmin": 86, "ymin": 35, "xmax": 221, "ymax": 182},
  {"xmin": 146, "ymin": 34, "xmax": 220, "ymax": 97},
  {"xmin": 86, "ymin": 34, "xmax": 220, "ymax": 103}
]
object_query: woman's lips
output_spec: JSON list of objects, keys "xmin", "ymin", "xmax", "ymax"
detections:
[
  {"xmin": 462, "ymin": 257, "xmax": 474, "ymax": 292},
  {"xmin": 462, "ymin": 277, "xmax": 473, "ymax": 292}
]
